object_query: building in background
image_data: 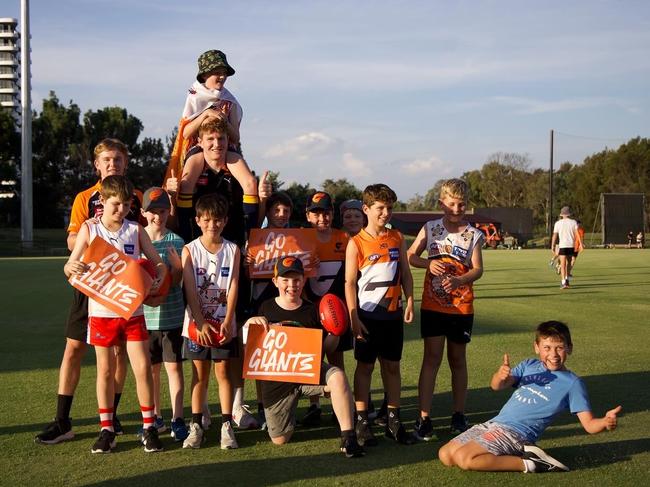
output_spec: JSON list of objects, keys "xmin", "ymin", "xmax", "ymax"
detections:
[{"xmin": 0, "ymin": 17, "xmax": 20, "ymax": 125}]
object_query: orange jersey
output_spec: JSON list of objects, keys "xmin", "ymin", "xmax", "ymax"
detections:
[
  {"xmin": 574, "ymin": 227, "xmax": 585, "ymax": 253},
  {"xmin": 420, "ymin": 219, "xmax": 483, "ymax": 315},
  {"xmin": 306, "ymin": 229, "xmax": 348, "ymax": 302},
  {"xmin": 352, "ymin": 228, "xmax": 404, "ymax": 320},
  {"xmin": 67, "ymin": 181, "xmax": 143, "ymax": 234}
]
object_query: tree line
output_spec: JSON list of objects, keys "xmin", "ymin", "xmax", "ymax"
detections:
[{"xmin": 1, "ymin": 92, "xmax": 648, "ymax": 234}]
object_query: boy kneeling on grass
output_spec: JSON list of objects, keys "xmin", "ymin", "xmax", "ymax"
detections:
[
  {"xmin": 438, "ymin": 321, "xmax": 622, "ymax": 473},
  {"xmin": 243, "ymin": 256, "xmax": 365, "ymax": 458}
]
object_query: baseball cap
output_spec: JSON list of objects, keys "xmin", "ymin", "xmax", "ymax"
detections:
[
  {"xmin": 274, "ymin": 256, "xmax": 304, "ymax": 277},
  {"xmin": 142, "ymin": 187, "xmax": 171, "ymax": 212},
  {"xmin": 340, "ymin": 199, "xmax": 363, "ymax": 217},
  {"xmin": 560, "ymin": 206, "xmax": 571, "ymax": 216},
  {"xmin": 306, "ymin": 191, "xmax": 333, "ymax": 212}
]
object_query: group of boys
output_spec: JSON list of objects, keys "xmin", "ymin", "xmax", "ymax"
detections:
[{"xmin": 34, "ymin": 48, "xmax": 621, "ymax": 472}]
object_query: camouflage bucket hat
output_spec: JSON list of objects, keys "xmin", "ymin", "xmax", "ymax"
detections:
[{"xmin": 196, "ymin": 49, "xmax": 235, "ymax": 82}]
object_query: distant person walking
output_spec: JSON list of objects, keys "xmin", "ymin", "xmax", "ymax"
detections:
[{"xmin": 550, "ymin": 207, "xmax": 578, "ymax": 289}]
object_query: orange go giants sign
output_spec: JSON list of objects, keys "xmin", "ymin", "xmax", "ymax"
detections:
[
  {"xmin": 243, "ymin": 325, "xmax": 322, "ymax": 385},
  {"xmin": 69, "ymin": 237, "xmax": 152, "ymax": 319},
  {"xmin": 248, "ymin": 228, "xmax": 318, "ymax": 278}
]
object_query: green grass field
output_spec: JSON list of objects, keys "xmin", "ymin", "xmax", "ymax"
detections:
[{"xmin": 1, "ymin": 250, "xmax": 648, "ymax": 486}]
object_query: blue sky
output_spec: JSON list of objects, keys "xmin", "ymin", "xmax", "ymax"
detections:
[{"xmin": 5, "ymin": 0, "xmax": 650, "ymax": 199}]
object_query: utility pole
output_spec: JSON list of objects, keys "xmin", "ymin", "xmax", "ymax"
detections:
[
  {"xmin": 20, "ymin": 0, "xmax": 32, "ymax": 243},
  {"xmin": 548, "ymin": 129, "xmax": 554, "ymax": 241}
]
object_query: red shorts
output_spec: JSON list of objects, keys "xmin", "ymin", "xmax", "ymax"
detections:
[{"xmin": 87, "ymin": 315, "xmax": 148, "ymax": 347}]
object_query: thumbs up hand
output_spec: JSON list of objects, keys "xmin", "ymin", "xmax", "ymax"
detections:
[
  {"xmin": 497, "ymin": 353, "xmax": 511, "ymax": 381},
  {"xmin": 605, "ymin": 405, "xmax": 622, "ymax": 431},
  {"xmin": 258, "ymin": 170, "xmax": 272, "ymax": 200},
  {"xmin": 165, "ymin": 168, "xmax": 179, "ymax": 194}
]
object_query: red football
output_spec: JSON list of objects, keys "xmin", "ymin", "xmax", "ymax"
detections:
[
  {"xmin": 188, "ymin": 318, "xmax": 224, "ymax": 347},
  {"xmin": 137, "ymin": 258, "xmax": 157, "ymax": 280},
  {"xmin": 319, "ymin": 293, "xmax": 349, "ymax": 336}
]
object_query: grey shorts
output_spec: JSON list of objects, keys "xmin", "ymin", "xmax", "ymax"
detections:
[
  {"xmin": 454, "ymin": 421, "xmax": 528, "ymax": 456},
  {"xmin": 264, "ymin": 363, "xmax": 338, "ymax": 439}
]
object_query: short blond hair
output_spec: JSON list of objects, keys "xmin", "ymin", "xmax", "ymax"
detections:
[
  {"xmin": 198, "ymin": 117, "xmax": 228, "ymax": 137},
  {"xmin": 440, "ymin": 178, "xmax": 469, "ymax": 201},
  {"xmin": 93, "ymin": 138, "xmax": 128, "ymax": 161}
]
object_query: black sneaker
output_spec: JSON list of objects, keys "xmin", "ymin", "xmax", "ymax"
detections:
[
  {"xmin": 35, "ymin": 418, "xmax": 74, "ymax": 445},
  {"xmin": 413, "ymin": 416, "xmax": 437, "ymax": 442},
  {"xmin": 355, "ymin": 418, "xmax": 378, "ymax": 447},
  {"xmin": 450, "ymin": 412, "xmax": 470, "ymax": 434},
  {"xmin": 91, "ymin": 429, "xmax": 116, "ymax": 454},
  {"xmin": 113, "ymin": 415, "xmax": 124, "ymax": 435},
  {"xmin": 340, "ymin": 436, "xmax": 366, "ymax": 458},
  {"xmin": 299, "ymin": 404, "xmax": 322, "ymax": 427},
  {"xmin": 386, "ymin": 419, "xmax": 415, "ymax": 445},
  {"xmin": 373, "ymin": 400, "xmax": 388, "ymax": 427},
  {"xmin": 142, "ymin": 426, "xmax": 164, "ymax": 452},
  {"xmin": 522, "ymin": 445, "xmax": 569, "ymax": 472}
]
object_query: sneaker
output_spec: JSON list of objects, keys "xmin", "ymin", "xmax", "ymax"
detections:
[
  {"xmin": 413, "ymin": 416, "xmax": 437, "ymax": 442},
  {"xmin": 386, "ymin": 419, "xmax": 415, "ymax": 445},
  {"xmin": 561, "ymin": 282, "xmax": 570, "ymax": 289},
  {"xmin": 299, "ymin": 404, "xmax": 322, "ymax": 427},
  {"xmin": 142, "ymin": 426, "xmax": 164, "ymax": 452},
  {"xmin": 154, "ymin": 416, "xmax": 166, "ymax": 433},
  {"xmin": 523, "ymin": 445, "xmax": 570, "ymax": 472},
  {"xmin": 220, "ymin": 421, "xmax": 239, "ymax": 450},
  {"xmin": 355, "ymin": 418, "xmax": 378, "ymax": 447},
  {"xmin": 340, "ymin": 436, "xmax": 366, "ymax": 458},
  {"xmin": 450, "ymin": 412, "xmax": 470, "ymax": 434},
  {"xmin": 35, "ymin": 418, "xmax": 74, "ymax": 445},
  {"xmin": 233, "ymin": 405, "xmax": 259, "ymax": 430},
  {"xmin": 170, "ymin": 418, "xmax": 189, "ymax": 442},
  {"xmin": 91, "ymin": 429, "xmax": 116, "ymax": 454},
  {"xmin": 113, "ymin": 415, "xmax": 124, "ymax": 436},
  {"xmin": 373, "ymin": 400, "xmax": 388, "ymax": 427},
  {"xmin": 182, "ymin": 422, "xmax": 205, "ymax": 449}
]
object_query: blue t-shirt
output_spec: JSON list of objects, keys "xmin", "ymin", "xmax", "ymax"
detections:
[
  {"xmin": 143, "ymin": 231, "xmax": 185, "ymax": 331},
  {"xmin": 492, "ymin": 358, "xmax": 591, "ymax": 443}
]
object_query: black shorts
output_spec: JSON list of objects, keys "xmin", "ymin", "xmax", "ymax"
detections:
[
  {"xmin": 182, "ymin": 336, "xmax": 239, "ymax": 361},
  {"xmin": 420, "ymin": 309, "xmax": 473, "ymax": 344},
  {"xmin": 148, "ymin": 328, "xmax": 184, "ymax": 364},
  {"xmin": 334, "ymin": 326, "xmax": 354, "ymax": 352},
  {"xmin": 354, "ymin": 316, "xmax": 404, "ymax": 363},
  {"xmin": 65, "ymin": 288, "xmax": 88, "ymax": 342},
  {"xmin": 558, "ymin": 247, "xmax": 575, "ymax": 256}
]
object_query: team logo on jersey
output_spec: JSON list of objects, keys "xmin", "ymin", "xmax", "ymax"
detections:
[
  {"xmin": 389, "ymin": 248, "xmax": 400, "ymax": 260},
  {"xmin": 220, "ymin": 267, "xmax": 230, "ymax": 277},
  {"xmin": 368, "ymin": 253, "xmax": 380, "ymax": 262},
  {"xmin": 380, "ymin": 242, "xmax": 388, "ymax": 249},
  {"xmin": 196, "ymin": 267, "xmax": 207, "ymax": 275},
  {"xmin": 432, "ymin": 223, "xmax": 444, "ymax": 237},
  {"xmin": 452, "ymin": 246, "xmax": 468, "ymax": 259},
  {"xmin": 123, "ymin": 244, "xmax": 135, "ymax": 255},
  {"xmin": 428, "ymin": 244, "xmax": 440, "ymax": 256}
]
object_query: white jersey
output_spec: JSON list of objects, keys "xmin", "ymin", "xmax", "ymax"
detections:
[
  {"xmin": 86, "ymin": 219, "xmax": 141, "ymax": 318},
  {"xmin": 553, "ymin": 218, "xmax": 578, "ymax": 248},
  {"xmin": 182, "ymin": 238, "xmax": 238, "ymax": 338}
]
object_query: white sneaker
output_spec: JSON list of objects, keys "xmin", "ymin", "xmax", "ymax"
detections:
[
  {"xmin": 233, "ymin": 405, "xmax": 260, "ymax": 430},
  {"xmin": 182, "ymin": 422, "xmax": 204, "ymax": 449},
  {"xmin": 220, "ymin": 422, "xmax": 239, "ymax": 450}
]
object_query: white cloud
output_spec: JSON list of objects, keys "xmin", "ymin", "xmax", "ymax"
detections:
[
  {"xmin": 491, "ymin": 96, "xmax": 638, "ymax": 114},
  {"xmin": 401, "ymin": 155, "xmax": 448, "ymax": 175},
  {"xmin": 342, "ymin": 152, "xmax": 371, "ymax": 178},
  {"xmin": 264, "ymin": 132, "xmax": 341, "ymax": 160}
]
